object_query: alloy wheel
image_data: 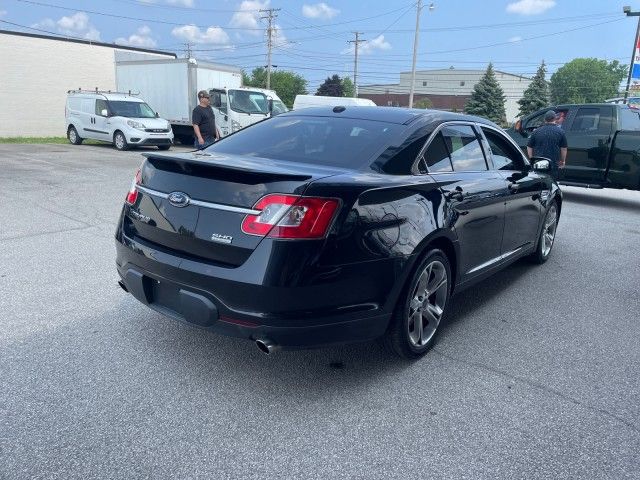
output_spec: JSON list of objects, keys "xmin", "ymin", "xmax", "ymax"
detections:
[
  {"xmin": 408, "ymin": 260, "xmax": 448, "ymax": 347},
  {"xmin": 541, "ymin": 204, "xmax": 558, "ymax": 257},
  {"xmin": 115, "ymin": 133, "xmax": 125, "ymax": 150}
]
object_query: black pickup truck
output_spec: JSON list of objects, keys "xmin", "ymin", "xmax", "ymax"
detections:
[{"xmin": 507, "ymin": 103, "xmax": 640, "ymax": 190}]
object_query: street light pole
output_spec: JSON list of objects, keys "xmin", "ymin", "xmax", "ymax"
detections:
[{"xmin": 623, "ymin": 6, "xmax": 640, "ymax": 103}]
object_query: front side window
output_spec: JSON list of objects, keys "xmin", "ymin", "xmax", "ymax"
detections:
[
  {"xmin": 229, "ymin": 90, "xmax": 269, "ymax": 114},
  {"xmin": 209, "ymin": 116, "xmax": 402, "ymax": 169},
  {"xmin": 108, "ymin": 101, "xmax": 156, "ymax": 118},
  {"xmin": 95, "ymin": 99, "xmax": 108, "ymax": 116},
  {"xmin": 441, "ymin": 125, "xmax": 487, "ymax": 171},
  {"xmin": 619, "ymin": 107, "xmax": 640, "ymax": 130},
  {"xmin": 481, "ymin": 127, "xmax": 526, "ymax": 170}
]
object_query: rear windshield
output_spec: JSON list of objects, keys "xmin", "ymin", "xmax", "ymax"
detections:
[
  {"xmin": 108, "ymin": 101, "xmax": 156, "ymax": 118},
  {"xmin": 208, "ymin": 115, "xmax": 403, "ymax": 169}
]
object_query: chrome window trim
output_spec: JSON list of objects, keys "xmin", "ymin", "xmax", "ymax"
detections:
[
  {"xmin": 135, "ymin": 185, "xmax": 262, "ymax": 215},
  {"xmin": 410, "ymin": 120, "xmax": 493, "ymax": 175}
]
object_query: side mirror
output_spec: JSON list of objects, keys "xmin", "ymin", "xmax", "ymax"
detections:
[
  {"xmin": 531, "ymin": 157, "xmax": 551, "ymax": 172},
  {"xmin": 101, "ymin": 109, "xmax": 108, "ymax": 117},
  {"xmin": 268, "ymin": 99, "xmax": 274, "ymax": 115},
  {"xmin": 155, "ymin": 112, "xmax": 159, "ymax": 117}
]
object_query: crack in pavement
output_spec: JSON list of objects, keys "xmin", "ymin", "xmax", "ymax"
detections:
[{"xmin": 432, "ymin": 348, "xmax": 640, "ymax": 435}]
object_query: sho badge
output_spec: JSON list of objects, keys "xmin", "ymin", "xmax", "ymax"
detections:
[{"xmin": 211, "ymin": 233, "xmax": 233, "ymax": 244}]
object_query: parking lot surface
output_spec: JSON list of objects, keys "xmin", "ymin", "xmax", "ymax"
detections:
[{"xmin": 1, "ymin": 143, "xmax": 639, "ymax": 479}]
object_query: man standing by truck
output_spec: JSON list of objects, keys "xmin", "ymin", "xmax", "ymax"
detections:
[
  {"xmin": 192, "ymin": 90, "xmax": 219, "ymax": 149},
  {"xmin": 526, "ymin": 110, "xmax": 568, "ymax": 180}
]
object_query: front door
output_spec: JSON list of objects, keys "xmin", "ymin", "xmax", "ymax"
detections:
[
  {"xmin": 423, "ymin": 124, "xmax": 508, "ymax": 281},
  {"xmin": 93, "ymin": 99, "xmax": 112, "ymax": 142},
  {"xmin": 479, "ymin": 125, "xmax": 544, "ymax": 255},
  {"xmin": 562, "ymin": 105, "xmax": 614, "ymax": 184}
]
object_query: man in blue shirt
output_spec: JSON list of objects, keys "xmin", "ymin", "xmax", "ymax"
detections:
[{"xmin": 527, "ymin": 110, "xmax": 568, "ymax": 180}]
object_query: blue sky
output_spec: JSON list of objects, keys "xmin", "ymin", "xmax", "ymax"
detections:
[{"xmin": 1, "ymin": 0, "xmax": 639, "ymax": 91}]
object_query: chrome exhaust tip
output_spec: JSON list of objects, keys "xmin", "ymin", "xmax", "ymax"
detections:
[{"xmin": 255, "ymin": 339, "xmax": 278, "ymax": 355}]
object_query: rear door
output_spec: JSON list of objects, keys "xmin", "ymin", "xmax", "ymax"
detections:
[
  {"xmin": 423, "ymin": 123, "xmax": 508, "ymax": 281},
  {"xmin": 479, "ymin": 125, "xmax": 544, "ymax": 254},
  {"xmin": 562, "ymin": 105, "xmax": 614, "ymax": 183}
]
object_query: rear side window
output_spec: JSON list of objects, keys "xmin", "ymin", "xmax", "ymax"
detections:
[
  {"xmin": 209, "ymin": 116, "xmax": 402, "ymax": 169},
  {"xmin": 81, "ymin": 98, "xmax": 95, "ymax": 114},
  {"xmin": 441, "ymin": 125, "xmax": 487, "ymax": 171},
  {"xmin": 422, "ymin": 132, "xmax": 452, "ymax": 172},
  {"xmin": 619, "ymin": 107, "xmax": 640, "ymax": 131}
]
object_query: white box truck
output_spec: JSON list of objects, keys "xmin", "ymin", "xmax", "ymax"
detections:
[{"xmin": 115, "ymin": 58, "xmax": 286, "ymax": 145}]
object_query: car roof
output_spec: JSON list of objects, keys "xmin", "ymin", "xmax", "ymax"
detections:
[{"xmin": 280, "ymin": 106, "xmax": 500, "ymax": 127}]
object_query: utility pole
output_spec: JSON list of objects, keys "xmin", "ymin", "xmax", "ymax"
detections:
[
  {"xmin": 183, "ymin": 42, "xmax": 193, "ymax": 59},
  {"xmin": 348, "ymin": 32, "xmax": 366, "ymax": 97},
  {"xmin": 260, "ymin": 8, "xmax": 280, "ymax": 90},
  {"xmin": 623, "ymin": 6, "xmax": 640, "ymax": 103},
  {"xmin": 408, "ymin": 2, "xmax": 434, "ymax": 108}
]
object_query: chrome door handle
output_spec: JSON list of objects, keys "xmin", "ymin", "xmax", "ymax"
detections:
[
  {"xmin": 508, "ymin": 183, "xmax": 519, "ymax": 192},
  {"xmin": 446, "ymin": 187, "xmax": 464, "ymax": 201}
]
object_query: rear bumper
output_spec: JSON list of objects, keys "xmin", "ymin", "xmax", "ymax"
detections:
[{"xmin": 115, "ymin": 236, "xmax": 398, "ymax": 349}]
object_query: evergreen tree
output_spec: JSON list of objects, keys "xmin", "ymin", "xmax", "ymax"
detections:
[
  {"xmin": 517, "ymin": 61, "xmax": 549, "ymax": 117},
  {"xmin": 465, "ymin": 63, "xmax": 506, "ymax": 124},
  {"xmin": 316, "ymin": 74, "xmax": 344, "ymax": 97}
]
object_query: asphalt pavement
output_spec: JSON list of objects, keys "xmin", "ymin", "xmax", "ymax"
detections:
[{"xmin": 1, "ymin": 143, "xmax": 639, "ymax": 479}]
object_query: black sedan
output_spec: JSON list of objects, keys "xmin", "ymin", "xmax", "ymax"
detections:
[{"xmin": 115, "ymin": 107, "xmax": 561, "ymax": 358}]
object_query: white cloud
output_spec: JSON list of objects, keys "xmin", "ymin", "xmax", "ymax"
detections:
[
  {"xmin": 508, "ymin": 36, "xmax": 523, "ymax": 43},
  {"xmin": 302, "ymin": 3, "xmax": 339, "ymax": 20},
  {"xmin": 230, "ymin": 0, "xmax": 269, "ymax": 36},
  {"xmin": 342, "ymin": 34, "xmax": 391, "ymax": 55},
  {"xmin": 506, "ymin": 0, "xmax": 556, "ymax": 15},
  {"xmin": 115, "ymin": 25, "xmax": 157, "ymax": 48},
  {"xmin": 167, "ymin": 0, "xmax": 194, "ymax": 6},
  {"xmin": 272, "ymin": 24, "xmax": 289, "ymax": 48},
  {"xmin": 32, "ymin": 12, "xmax": 100, "ymax": 40},
  {"xmin": 171, "ymin": 24, "xmax": 231, "ymax": 45}
]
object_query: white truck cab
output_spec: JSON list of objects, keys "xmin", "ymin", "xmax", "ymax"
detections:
[
  {"xmin": 65, "ymin": 90, "xmax": 174, "ymax": 150},
  {"xmin": 209, "ymin": 87, "xmax": 288, "ymax": 136}
]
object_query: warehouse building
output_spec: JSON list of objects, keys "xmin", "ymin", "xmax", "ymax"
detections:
[
  {"xmin": 359, "ymin": 68, "xmax": 533, "ymax": 123},
  {"xmin": 0, "ymin": 30, "xmax": 176, "ymax": 137}
]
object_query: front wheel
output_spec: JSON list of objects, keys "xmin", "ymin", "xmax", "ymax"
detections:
[
  {"xmin": 113, "ymin": 131, "xmax": 129, "ymax": 151},
  {"xmin": 383, "ymin": 249, "xmax": 451, "ymax": 359},
  {"xmin": 68, "ymin": 126, "xmax": 83, "ymax": 145},
  {"xmin": 529, "ymin": 200, "xmax": 558, "ymax": 264}
]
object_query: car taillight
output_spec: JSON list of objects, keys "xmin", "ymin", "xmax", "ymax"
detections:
[
  {"xmin": 125, "ymin": 168, "xmax": 142, "ymax": 205},
  {"xmin": 241, "ymin": 194, "xmax": 340, "ymax": 239}
]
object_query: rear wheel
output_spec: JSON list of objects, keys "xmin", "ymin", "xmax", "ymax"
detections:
[
  {"xmin": 67, "ymin": 126, "xmax": 83, "ymax": 145},
  {"xmin": 384, "ymin": 249, "xmax": 451, "ymax": 359},
  {"xmin": 529, "ymin": 200, "xmax": 558, "ymax": 264},
  {"xmin": 114, "ymin": 131, "xmax": 129, "ymax": 151}
]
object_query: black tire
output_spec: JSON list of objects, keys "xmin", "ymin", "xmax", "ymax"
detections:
[
  {"xmin": 113, "ymin": 131, "xmax": 129, "ymax": 151},
  {"xmin": 383, "ymin": 249, "xmax": 452, "ymax": 359},
  {"xmin": 157, "ymin": 145, "xmax": 171, "ymax": 151},
  {"xmin": 67, "ymin": 126, "xmax": 83, "ymax": 145},
  {"xmin": 528, "ymin": 200, "xmax": 559, "ymax": 264},
  {"xmin": 177, "ymin": 134, "xmax": 194, "ymax": 146}
]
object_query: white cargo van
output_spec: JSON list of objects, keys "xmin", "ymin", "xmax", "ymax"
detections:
[
  {"xmin": 293, "ymin": 95, "xmax": 376, "ymax": 110},
  {"xmin": 65, "ymin": 90, "xmax": 174, "ymax": 151}
]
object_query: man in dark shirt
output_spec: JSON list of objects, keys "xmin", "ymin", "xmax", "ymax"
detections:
[
  {"xmin": 527, "ymin": 110, "xmax": 568, "ymax": 180},
  {"xmin": 192, "ymin": 90, "xmax": 220, "ymax": 149}
]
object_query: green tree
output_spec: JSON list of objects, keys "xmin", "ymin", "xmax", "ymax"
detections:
[
  {"xmin": 243, "ymin": 67, "xmax": 307, "ymax": 108},
  {"xmin": 342, "ymin": 77, "xmax": 355, "ymax": 97},
  {"xmin": 316, "ymin": 74, "xmax": 344, "ymax": 97},
  {"xmin": 464, "ymin": 63, "xmax": 506, "ymax": 124},
  {"xmin": 517, "ymin": 61, "xmax": 550, "ymax": 117},
  {"xmin": 414, "ymin": 97, "xmax": 433, "ymax": 109},
  {"xmin": 550, "ymin": 58, "xmax": 627, "ymax": 104}
]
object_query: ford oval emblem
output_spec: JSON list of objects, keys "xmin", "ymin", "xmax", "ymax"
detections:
[{"xmin": 168, "ymin": 191, "xmax": 190, "ymax": 208}]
